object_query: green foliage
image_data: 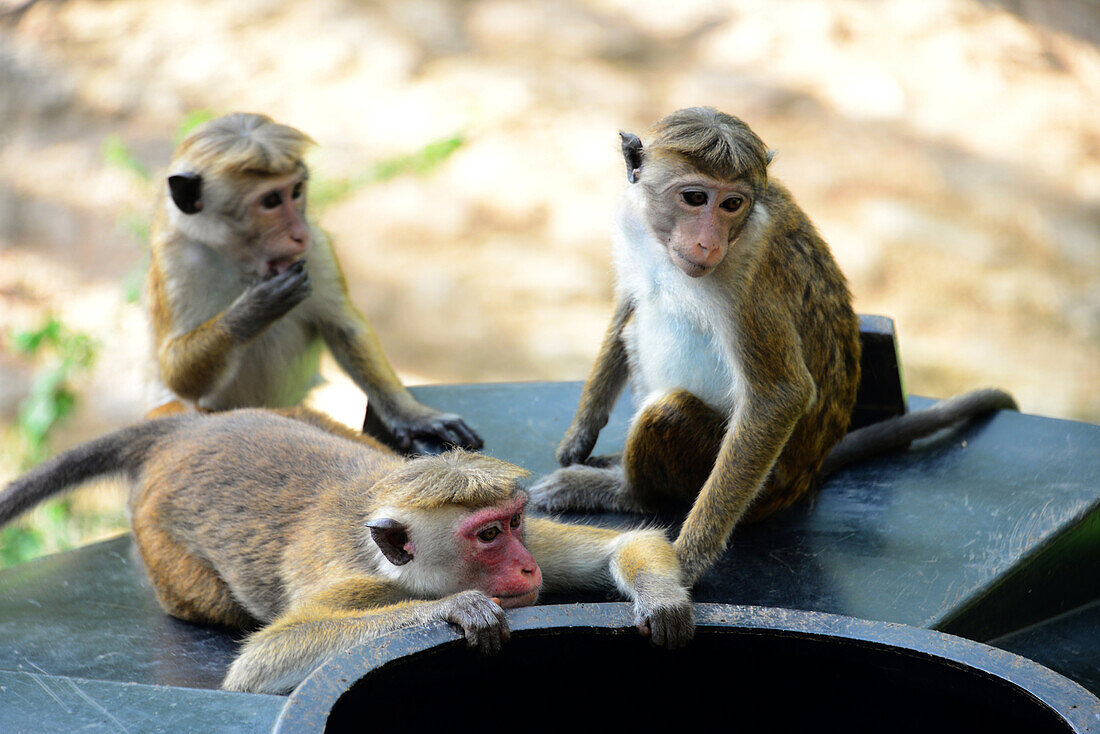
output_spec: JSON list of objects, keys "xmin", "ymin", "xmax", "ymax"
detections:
[
  {"xmin": 100, "ymin": 134, "xmax": 152, "ymax": 184},
  {"xmin": 11, "ymin": 317, "xmax": 97, "ymax": 467},
  {"xmin": 0, "ymin": 497, "xmax": 84, "ymax": 569},
  {"xmin": 174, "ymin": 109, "xmax": 217, "ymax": 142},
  {"xmin": 0, "ymin": 318, "xmax": 112, "ymax": 569},
  {"xmin": 310, "ymin": 134, "xmax": 466, "ymax": 212}
]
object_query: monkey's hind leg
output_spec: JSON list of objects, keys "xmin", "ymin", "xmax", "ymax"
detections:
[
  {"xmin": 528, "ymin": 463, "xmax": 642, "ymax": 513},
  {"xmin": 530, "ymin": 390, "xmax": 724, "ymax": 514},
  {"xmin": 622, "ymin": 389, "xmax": 725, "ymax": 510},
  {"xmin": 132, "ymin": 511, "xmax": 255, "ymax": 629}
]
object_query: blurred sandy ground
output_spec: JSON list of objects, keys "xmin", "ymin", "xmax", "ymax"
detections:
[{"xmin": 0, "ymin": 0, "xmax": 1097, "ymax": 490}]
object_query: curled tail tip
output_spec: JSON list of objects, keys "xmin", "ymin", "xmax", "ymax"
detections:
[{"xmin": 972, "ymin": 387, "xmax": 1019, "ymax": 413}]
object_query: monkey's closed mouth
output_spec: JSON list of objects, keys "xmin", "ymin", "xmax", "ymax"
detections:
[
  {"xmin": 266, "ymin": 257, "xmax": 301, "ymax": 276},
  {"xmin": 670, "ymin": 249, "xmax": 712, "ymax": 278},
  {"xmin": 496, "ymin": 590, "xmax": 541, "ymax": 609}
]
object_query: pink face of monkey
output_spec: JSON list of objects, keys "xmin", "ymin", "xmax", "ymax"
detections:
[
  {"xmin": 246, "ymin": 170, "xmax": 311, "ymax": 277},
  {"xmin": 647, "ymin": 173, "xmax": 755, "ymax": 279},
  {"xmin": 455, "ymin": 496, "xmax": 542, "ymax": 608}
]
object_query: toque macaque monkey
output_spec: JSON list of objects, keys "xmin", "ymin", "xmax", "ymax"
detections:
[
  {"xmin": 530, "ymin": 107, "xmax": 1017, "ymax": 583},
  {"xmin": 146, "ymin": 112, "xmax": 480, "ymax": 452},
  {"xmin": 0, "ymin": 408, "xmax": 694, "ymax": 694}
]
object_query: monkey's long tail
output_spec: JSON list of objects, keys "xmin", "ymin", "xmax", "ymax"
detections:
[
  {"xmin": 0, "ymin": 418, "xmax": 182, "ymax": 527},
  {"xmin": 819, "ymin": 388, "xmax": 1018, "ymax": 479}
]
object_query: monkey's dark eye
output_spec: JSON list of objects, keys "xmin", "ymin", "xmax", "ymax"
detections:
[
  {"xmin": 478, "ymin": 527, "xmax": 500, "ymax": 542},
  {"xmin": 720, "ymin": 196, "xmax": 744, "ymax": 213},
  {"xmin": 292, "ymin": 182, "xmax": 304, "ymax": 199},
  {"xmin": 509, "ymin": 513, "xmax": 522, "ymax": 529},
  {"xmin": 261, "ymin": 191, "xmax": 283, "ymax": 209},
  {"xmin": 681, "ymin": 191, "xmax": 708, "ymax": 207}
]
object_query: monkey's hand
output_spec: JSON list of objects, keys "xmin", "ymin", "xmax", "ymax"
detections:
[
  {"xmin": 226, "ymin": 261, "xmax": 312, "ymax": 341},
  {"xmin": 632, "ymin": 574, "xmax": 695, "ymax": 650},
  {"xmin": 436, "ymin": 590, "xmax": 510, "ymax": 654},
  {"xmin": 389, "ymin": 409, "xmax": 484, "ymax": 452},
  {"xmin": 555, "ymin": 422, "xmax": 598, "ymax": 466}
]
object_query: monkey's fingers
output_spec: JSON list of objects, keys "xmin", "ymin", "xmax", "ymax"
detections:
[
  {"xmin": 442, "ymin": 591, "xmax": 509, "ymax": 655},
  {"xmin": 390, "ymin": 425, "xmax": 414, "ymax": 452},
  {"xmin": 233, "ymin": 262, "xmax": 312, "ymax": 336},
  {"xmin": 405, "ymin": 413, "xmax": 483, "ymax": 451},
  {"xmin": 638, "ymin": 603, "xmax": 696, "ymax": 650},
  {"xmin": 555, "ymin": 426, "xmax": 597, "ymax": 466},
  {"xmin": 268, "ymin": 261, "xmax": 311, "ymax": 305},
  {"xmin": 437, "ymin": 415, "xmax": 483, "ymax": 450}
]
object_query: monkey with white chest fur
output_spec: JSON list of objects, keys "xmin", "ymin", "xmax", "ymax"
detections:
[
  {"xmin": 530, "ymin": 107, "xmax": 1017, "ymax": 583},
  {"xmin": 146, "ymin": 112, "xmax": 481, "ymax": 451}
]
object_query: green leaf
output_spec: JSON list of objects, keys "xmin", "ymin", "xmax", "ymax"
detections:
[
  {"xmin": 310, "ymin": 134, "xmax": 465, "ymax": 212},
  {"xmin": 101, "ymin": 134, "xmax": 151, "ymax": 183},
  {"xmin": 175, "ymin": 110, "xmax": 217, "ymax": 142}
]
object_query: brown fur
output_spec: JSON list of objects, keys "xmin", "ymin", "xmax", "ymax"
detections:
[
  {"xmin": 0, "ymin": 409, "xmax": 694, "ymax": 693},
  {"xmin": 145, "ymin": 112, "xmax": 481, "ymax": 452},
  {"xmin": 174, "ymin": 112, "xmax": 313, "ymax": 182},
  {"xmin": 534, "ymin": 107, "xmax": 1012, "ymax": 583}
]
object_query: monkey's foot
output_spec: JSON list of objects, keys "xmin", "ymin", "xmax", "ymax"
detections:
[{"xmin": 528, "ymin": 465, "xmax": 642, "ymax": 513}]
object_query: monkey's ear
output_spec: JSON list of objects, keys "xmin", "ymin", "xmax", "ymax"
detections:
[
  {"xmin": 766, "ymin": 149, "xmax": 777, "ymax": 166},
  {"xmin": 365, "ymin": 517, "xmax": 413, "ymax": 566},
  {"xmin": 168, "ymin": 173, "xmax": 204, "ymax": 215},
  {"xmin": 620, "ymin": 131, "xmax": 643, "ymax": 184}
]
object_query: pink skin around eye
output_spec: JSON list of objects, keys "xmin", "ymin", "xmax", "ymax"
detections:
[{"xmin": 458, "ymin": 496, "xmax": 542, "ymax": 608}]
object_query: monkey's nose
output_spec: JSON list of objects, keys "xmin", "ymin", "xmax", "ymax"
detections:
[{"xmin": 695, "ymin": 242, "xmax": 725, "ymax": 266}]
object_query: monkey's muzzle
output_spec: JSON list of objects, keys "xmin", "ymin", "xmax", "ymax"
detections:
[
  {"xmin": 495, "ymin": 589, "xmax": 540, "ymax": 609},
  {"xmin": 266, "ymin": 257, "xmax": 303, "ymax": 277}
]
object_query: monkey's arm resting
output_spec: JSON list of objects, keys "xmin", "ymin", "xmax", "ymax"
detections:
[
  {"xmin": 319, "ymin": 318, "xmax": 482, "ymax": 451},
  {"xmin": 674, "ymin": 377, "xmax": 813, "ymax": 584},
  {"xmin": 525, "ymin": 518, "xmax": 694, "ymax": 649},
  {"xmin": 556, "ymin": 299, "xmax": 635, "ymax": 465},
  {"xmin": 222, "ymin": 578, "xmax": 507, "ymax": 695}
]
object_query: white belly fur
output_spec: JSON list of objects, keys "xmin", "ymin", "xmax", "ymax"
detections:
[
  {"xmin": 613, "ymin": 187, "xmax": 746, "ymax": 414},
  {"xmin": 625, "ymin": 293, "xmax": 742, "ymax": 414}
]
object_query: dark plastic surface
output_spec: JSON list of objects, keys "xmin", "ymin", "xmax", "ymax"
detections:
[
  {"xmin": 276, "ymin": 603, "xmax": 1100, "ymax": 733},
  {"xmin": 852, "ymin": 314, "xmax": 908, "ymax": 429},
  {"xmin": 0, "ymin": 669, "xmax": 284, "ymax": 734},
  {"xmin": 992, "ymin": 599, "xmax": 1100, "ymax": 698}
]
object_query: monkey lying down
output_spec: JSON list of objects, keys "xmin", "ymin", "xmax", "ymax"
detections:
[{"xmin": 0, "ymin": 408, "xmax": 694, "ymax": 695}]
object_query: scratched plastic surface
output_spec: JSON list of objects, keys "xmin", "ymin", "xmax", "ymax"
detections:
[{"xmin": 0, "ymin": 381, "xmax": 1096, "ymax": 729}]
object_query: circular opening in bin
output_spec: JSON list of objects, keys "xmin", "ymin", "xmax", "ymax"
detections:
[{"xmin": 275, "ymin": 604, "xmax": 1095, "ymax": 733}]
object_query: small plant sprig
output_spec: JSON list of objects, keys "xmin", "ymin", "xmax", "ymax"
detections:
[
  {"xmin": 0, "ymin": 317, "xmax": 102, "ymax": 568},
  {"xmin": 11, "ymin": 317, "xmax": 97, "ymax": 468}
]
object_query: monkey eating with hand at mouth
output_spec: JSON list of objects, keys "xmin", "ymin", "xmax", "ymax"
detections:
[{"xmin": 145, "ymin": 112, "xmax": 480, "ymax": 453}]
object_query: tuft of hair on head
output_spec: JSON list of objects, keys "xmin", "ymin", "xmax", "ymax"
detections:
[
  {"xmin": 646, "ymin": 106, "xmax": 770, "ymax": 189},
  {"xmin": 175, "ymin": 112, "xmax": 315, "ymax": 178},
  {"xmin": 375, "ymin": 450, "xmax": 531, "ymax": 510}
]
